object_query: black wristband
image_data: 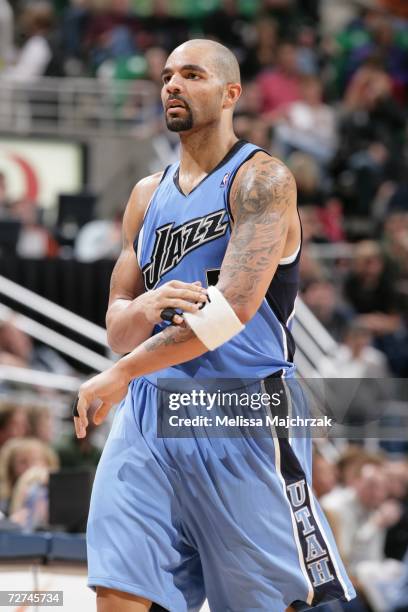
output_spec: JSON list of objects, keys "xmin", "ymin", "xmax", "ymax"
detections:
[{"xmin": 160, "ymin": 307, "xmax": 179, "ymax": 323}]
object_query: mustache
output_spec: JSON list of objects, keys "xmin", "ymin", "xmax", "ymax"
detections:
[{"xmin": 166, "ymin": 94, "xmax": 190, "ymax": 110}]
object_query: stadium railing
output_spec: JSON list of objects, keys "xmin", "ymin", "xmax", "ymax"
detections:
[
  {"xmin": 0, "ymin": 272, "xmax": 338, "ymax": 378},
  {"xmin": 0, "ymin": 77, "xmax": 158, "ymax": 137}
]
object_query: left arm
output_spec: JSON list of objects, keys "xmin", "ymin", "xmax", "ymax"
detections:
[{"xmin": 74, "ymin": 153, "xmax": 296, "ymax": 437}]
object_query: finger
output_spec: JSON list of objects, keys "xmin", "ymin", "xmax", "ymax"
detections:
[
  {"xmin": 167, "ymin": 288, "xmax": 208, "ymax": 302},
  {"xmin": 164, "ymin": 299, "xmax": 204, "ymax": 313},
  {"xmin": 168, "ymin": 280, "xmax": 203, "ymax": 290},
  {"xmin": 93, "ymin": 402, "xmax": 112, "ymax": 425},
  {"xmin": 76, "ymin": 394, "xmax": 90, "ymax": 429},
  {"xmin": 173, "ymin": 314, "xmax": 184, "ymax": 325},
  {"xmin": 74, "ymin": 416, "xmax": 86, "ymax": 439}
]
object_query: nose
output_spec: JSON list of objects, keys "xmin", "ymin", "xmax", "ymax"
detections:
[{"xmin": 165, "ymin": 73, "xmax": 183, "ymax": 94}]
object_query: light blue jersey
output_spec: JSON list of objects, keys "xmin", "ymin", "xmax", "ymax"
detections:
[
  {"xmin": 135, "ymin": 140, "xmax": 298, "ymax": 383},
  {"xmin": 87, "ymin": 141, "xmax": 356, "ymax": 611}
]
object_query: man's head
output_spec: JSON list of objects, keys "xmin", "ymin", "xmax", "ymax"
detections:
[{"xmin": 161, "ymin": 40, "xmax": 241, "ymax": 133}]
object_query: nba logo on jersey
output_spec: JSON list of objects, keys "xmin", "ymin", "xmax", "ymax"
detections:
[{"xmin": 220, "ymin": 172, "xmax": 230, "ymax": 187}]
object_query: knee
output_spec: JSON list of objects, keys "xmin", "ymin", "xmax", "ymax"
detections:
[{"xmin": 96, "ymin": 587, "xmax": 152, "ymax": 612}]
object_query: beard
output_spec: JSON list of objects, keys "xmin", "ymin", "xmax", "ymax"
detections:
[{"xmin": 165, "ymin": 108, "xmax": 194, "ymax": 132}]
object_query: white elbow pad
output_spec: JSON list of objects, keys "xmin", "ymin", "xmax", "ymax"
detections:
[{"xmin": 183, "ymin": 285, "xmax": 245, "ymax": 351}]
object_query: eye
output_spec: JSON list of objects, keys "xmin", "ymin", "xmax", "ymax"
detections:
[
  {"xmin": 162, "ymin": 75, "xmax": 171, "ymax": 84},
  {"xmin": 186, "ymin": 73, "xmax": 200, "ymax": 80}
]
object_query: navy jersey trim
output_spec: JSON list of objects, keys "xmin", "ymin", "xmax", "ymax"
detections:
[
  {"xmin": 263, "ymin": 377, "xmax": 351, "ymax": 607},
  {"xmin": 160, "ymin": 164, "xmax": 171, "ymax": 184},
  {"xmin": 278, "ymin": 208, "xmax": 303, "ymax": 269},
  {"xmin": 173, "ymin": 139, "xmax": 247, "ymax": 197}
]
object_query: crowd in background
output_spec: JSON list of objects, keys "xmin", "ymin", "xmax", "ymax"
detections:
[
  {"xmin": 0, "ymin": 2, "xmax": 407, "ymax": 610},
  {"xmin": 0, "ymin": 399, "xmax": 101, "ymax": 528}
]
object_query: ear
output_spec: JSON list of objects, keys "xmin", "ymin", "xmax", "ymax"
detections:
[{"xmin": 223, "ymin": 83, "xmax": 242, "ymax": 110}]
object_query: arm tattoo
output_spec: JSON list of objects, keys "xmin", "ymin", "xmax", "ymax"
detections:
[
  {"xmin": 144, "ymin": 323, "xmax": 195, "ymax": 352},
  {"xmin": 143, "ymin": 156, "xmax": 295, "ymax": 353},
  {"xmin": 220, "ymin": 156, "xmax": 296, "ymax": 307}
]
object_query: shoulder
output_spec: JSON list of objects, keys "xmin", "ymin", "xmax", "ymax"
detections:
[
  {"xmin": 123, "ymin": 170, "xmax": 165, "ymax": 238},
  {"xmin": 131, "ymin": 170, "xmax": 165, "ymax": 205},
  {"xmin": 230, "ymin": 151, "xmax": 297, "ymax": 215}
]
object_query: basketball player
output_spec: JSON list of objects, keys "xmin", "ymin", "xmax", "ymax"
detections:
[{"xmin": 73, "ymin": 40, "xmax": 356, "ymax": 611}]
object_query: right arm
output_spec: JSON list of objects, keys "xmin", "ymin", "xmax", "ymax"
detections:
[{"xmin": 106, "ymin": 173, "xmax": 207, "ymax": 354}]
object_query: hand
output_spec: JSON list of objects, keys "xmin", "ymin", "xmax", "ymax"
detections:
[
  {"xmin": 373, "ymin": 499, "xmax": 402, "ymax": 528},
  {"xmin": 138, "ymin": 280, "xmax": 207, "ymax": 325},
  {"xmin": 73, "ymin": 364, "xmax": 131, "ymax": 438}
]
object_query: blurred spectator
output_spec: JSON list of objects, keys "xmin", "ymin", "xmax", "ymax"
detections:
[
  {"xmin": 74, "ymin": 213, "xmax": 122, "ymax": 262},
  {"xmin": 240, "ymin": 17, "xmax": 279, "ymax": 79},
  {"xmin": 390, "ymin": 550, "xmax": 408, "ymax": 612},
  {"xmin": 61, "ymin": 0, "xmax": 91, "ymax": 75},
  {"xmin": 287, "ymin": 153, "xmax": 325, "ymax": 208},
  {"xmin": 7, "ymin": 464, "xmax": 50, "ymax": 529},
  {"xmin": 296, "ymin": 24, "xmax": 320, "ymax": 75},
  {"xmin": 343, "ymin": 241, "xmax": 408, "ymax": 373},
  {"xmin": 256, "ymin": 42, "xmax": 302, "ymax": 120},
  {"xmin": 319, "ymin": 0, "xmax": 357, "ymax": 37},
  {"xmin": 274, "ymin": 75, "xmax": 338, "ymax": 164},
  {"xmin": 0, "ymin": 437, "xmax": 59, "ymax": 524},
  {"xmin": 2, "ymin": 2, "xmax": 63, "ymax": 81},
  {"xmin": 0, "ymin": 402, "xmax": 29, "ymax": 448},
  {"xmin": 203, "ymin": 0, "xmax": 248, "ymax": 56},
  {"xmin": 385, "ymin": 460, "xmax": 408, "ymax": 561},
  {"xmin": 234, "ymin": 112, "xmax": 272, "ymax": 151},
  {"xmin": 260, "ymin": 0, "xmax": 297, "ymax": 37},
  {"xmin": 382, "ymin": 211, "xmax": 408, "ymax": 296},
  {"xmin": 0, "ymin": 0, "xmax": 13, "ymax": 72},
  {"xmin": 55, "ymin": 405, "xmax": 101, "ymax": 469},
  {"xmin": 312, "ymin": 446, "xmax": 338, "ymax": 499},
  {"xmin": 321, "ymin": 461, "xmax": 401, "ymax": 571},
  {"xmin": 27, "ymin": 405, "xmax": 54, "ymax": 444},
  {"xmin": 83, "ymin": 0, "xmax": 138, "ymax": 73},
  {"xmin": 0, "ymin": 317, "xmax": 32, "ymax": 368},
  {"xmin": 344, "ymin": 241, "xmax": 399, "ymax": 317},
  {"xmin": 302, "ymin": 279, "xmax": 353, "ymax": 341},
  {"xmin": 334, "ymin": 7, "xmax": 408, "ymax": 101},
  {"xmin": 0, "ymin": 314, "xmax": 76, "ymax": 375},
  {"xmin": 11, "ymin": 198, "xmax": 59, "ymax": 258},
  {"xmin": 319, "ymin": 319, "xmax": 389, "ymax": 378},
  {"xmin": 333, "ymin": 63, "xmax": 406, "ymax": 215},
  {"xmin": 337, "ymin": 446, "xmax": 384, "ymax": 488},
  {"xmin": 380, "ymin": 0, "xmax": 408, "ymax": 19},
  {"xmin": 137, "ymin": 0, "xmax": 189, "ymax": 53}
]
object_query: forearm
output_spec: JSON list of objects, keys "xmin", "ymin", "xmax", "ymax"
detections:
[
  {"xmin": 106, "ymin": 297, "xmax": 154, "ymax": 354},
  {"xmin": 115, "ymin": 323, "xmax": 207, "ymax": 380}
]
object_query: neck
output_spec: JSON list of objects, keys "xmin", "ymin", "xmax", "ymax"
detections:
[{"xmin": 178, "ymin": 122, "xmax": 238, "ymax": 177}]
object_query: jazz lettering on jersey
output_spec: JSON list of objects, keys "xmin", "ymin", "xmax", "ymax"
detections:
[
  {"xmin": 286, "ymin": 479, "xmax": 335, "ymax": 589},
  {"xmin": 142, "ymin": 209, "xmax": 228, "ymax": 289}
]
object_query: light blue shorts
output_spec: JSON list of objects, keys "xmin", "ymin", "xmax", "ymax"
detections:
[{"xmin": 86, "ymin": 376, "xmax": 355, "ymax": 611}]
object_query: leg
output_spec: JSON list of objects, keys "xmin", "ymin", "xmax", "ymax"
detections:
[
  {"xmin": 87, "ymin": 379, "xmax": 204, "ymax": 612},
  {"xmin": 96, "ymin": 587, "xmax": 151, "ymax": 612}
]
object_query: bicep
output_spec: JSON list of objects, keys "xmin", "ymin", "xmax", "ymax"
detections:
[
  {"xmin": 107, "ymin": 172, "xmax": 162, "ymax": 306},
  {"xmin": 217, "ymin": 156, "xmax": 296, "ymax": 321},
  {"xmin": 108, "ymin": 245, "xmax": 144, "ymax": 307}
]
